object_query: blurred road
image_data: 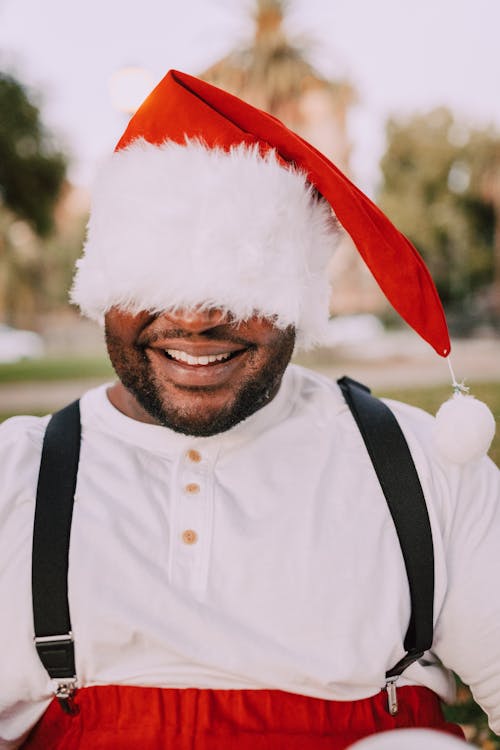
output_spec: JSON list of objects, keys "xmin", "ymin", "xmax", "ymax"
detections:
[{"xmin": 312, "ymin": 336, "xmax": 500, "ymax": 389}]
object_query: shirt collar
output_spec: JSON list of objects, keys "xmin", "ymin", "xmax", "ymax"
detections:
[{"xmin": 80, "ymin": 366, "xmax": 297, "ymax": 456}]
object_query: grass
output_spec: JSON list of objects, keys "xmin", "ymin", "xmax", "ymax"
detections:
[{"xmin": 0, "ymin": 356, "xmax": 113, "ymax": 384}]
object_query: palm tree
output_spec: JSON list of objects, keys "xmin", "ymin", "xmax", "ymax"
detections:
[
  {"xmin": 201, "ymin": 1, "xmax": 383, "ymax": 318},
  {"xmin": 201, "ymin": 0, "xmax": 354, "ymax": 170}
]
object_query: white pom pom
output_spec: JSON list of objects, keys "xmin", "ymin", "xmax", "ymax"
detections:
[{"xmin": 434, "ymin": 392, "xmax": 496, "ymax": 464}]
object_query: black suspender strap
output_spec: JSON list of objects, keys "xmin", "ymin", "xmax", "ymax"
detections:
[
  {"xmin": 32, "ymin": 399, "xmax": 81, "ymax": 714},
  {"xmin": 337, "ymin": 376, "xmax": 434, "ymax": 715}
]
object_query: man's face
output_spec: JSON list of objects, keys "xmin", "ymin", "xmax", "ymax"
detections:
[{"xmin": 104, "ymin": 307, "xmax": 295, "ymax": 437}]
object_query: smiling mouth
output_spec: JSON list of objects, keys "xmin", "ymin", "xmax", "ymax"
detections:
[{"xmin": 163, "ymin": 348, "xmax": 246, "ymax": 366}]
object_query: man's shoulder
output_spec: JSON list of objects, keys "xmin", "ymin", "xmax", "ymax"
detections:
[
  {"xmin": 0, "ymin": 413, "xmax": 45, "ymax": 459},
  {"xmin": 0, "ymin": 415, "xmax": 50, "ymax": 516},
  {"xmin": 290, "ymin": 365, "xmax": 451, "ymax": 467},
  {"xmin": 285, "ymin": 364, "xmax": 352, "ymax": 428},
  {"xmin": 382, "ymin": 394, "xmax": 500, "ymax": 526},
  {"xmin": 381, "ymin": 395, "xmax": 436, "ymax": 438},
  {"xmin": 287, "ymin": 363, "xmax": 345, "ymax": 403},
  {"xmin": 289, "ymin": 364, "xmax": 436, "ymax": 432},
  {"xmin": 0, "ymin": 412, "xmax": 49, "ymax": 447}
]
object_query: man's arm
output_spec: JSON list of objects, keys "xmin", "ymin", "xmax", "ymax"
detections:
[
  {"xmin": 0, "ymin": 416, "xmax": 53, "ymax": 749},
  {"xmin": 432, "ymin": 454, "xmax": 500, "ymax": 730}
]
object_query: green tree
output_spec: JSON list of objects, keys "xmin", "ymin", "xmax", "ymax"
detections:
[
  {"xmin": 0, "ymin": 72, "xmax": 70, "ymax": 326},
  {"xmin": 0, "ymin": 72, "xmax": 67, "ymax": 236},
  {"xmin": 378, "ymin": 108, "xmax": 499, "ymax": 319}
]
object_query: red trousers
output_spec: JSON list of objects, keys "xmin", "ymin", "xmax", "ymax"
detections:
[{"xmin": 22, "ymin": 685, "xmax": 464, "ymax": 749}]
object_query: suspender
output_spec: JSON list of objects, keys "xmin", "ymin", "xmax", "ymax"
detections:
[
  {"xmin": 337, "ymin": 377, "xmax": 434, "ymax": 714},
  {"xmin": 32, "ymin": 400, "xmax": 81, "ymax": 714},
  {"xmin": 32, "ymin": 379, "xmax": 434, "ymax": 716}
]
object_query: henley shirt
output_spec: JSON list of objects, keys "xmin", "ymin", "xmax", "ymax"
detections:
[{"xmin": 1, "ymin": 364, "xmax": 500, "ymax": 747}]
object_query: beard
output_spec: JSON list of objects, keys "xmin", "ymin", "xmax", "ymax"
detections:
[{"xmin": 105, "ymin": 325, "xmax": 295, "ymax": 437}]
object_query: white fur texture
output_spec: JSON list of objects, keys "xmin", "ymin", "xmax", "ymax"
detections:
[
  {"xmin": 71, "ymin": 140, "xmax": 340, "ymax": 349},
  {"xmin": 434, "ymin": 393, "xmax": 496, "ymax": 464}
]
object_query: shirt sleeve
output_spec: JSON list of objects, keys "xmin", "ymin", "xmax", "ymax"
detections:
[
  {"xmin": 0, "ymin": 416, "xmax": 52, "ymax": 749},
  {"xmin": 431, "ymin": 454, "xmax": 500, "ymax": 731}
]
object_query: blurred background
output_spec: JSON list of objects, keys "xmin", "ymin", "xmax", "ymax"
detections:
[{"xmin": 0, "ymin": 0, "xmax": 499, "ymax": 741}]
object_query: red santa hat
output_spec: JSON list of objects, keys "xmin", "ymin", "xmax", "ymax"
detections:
[
  {"xmin": 72, "ymin": 69, "xmax": 450, "ymax": 356},
  {"xmin": 71, "ymin": 69, "xmax": 495, "ymax": 462}
]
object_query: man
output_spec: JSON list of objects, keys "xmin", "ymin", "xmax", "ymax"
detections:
[{"xmin": 1, "ymin": 70, "xmax": 499, "ymax": 750}]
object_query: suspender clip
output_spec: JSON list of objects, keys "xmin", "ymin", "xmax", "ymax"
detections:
[
  {"xmin": 34, "ymin": 632, "xmax": 76, "ymax": 679},
  {"xmin": 385, "ymin": 676, "xmax": 399, "ymax": 716},
  {"xmin": 34, "ymin": 633, "xmax": 78, "ymax": 714},
  {"xmin": 55, "ymin": 679, "xmax": 79, "ymax": 715}
]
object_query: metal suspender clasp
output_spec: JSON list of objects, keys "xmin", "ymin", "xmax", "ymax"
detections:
[
  {"xmin": 385, "ymin": 676, "xmax": 399, "ymax": 716},
  {"xmin": 55, "ymin": 679, "xmax": 79, "ymax": 715},
  {"xmin": 34, "ymin": 633, "xmax": 79, "ymax": 714},
  {"xmin": 384, "ymin": 648, "xmax": 425, "ymax": 716}
]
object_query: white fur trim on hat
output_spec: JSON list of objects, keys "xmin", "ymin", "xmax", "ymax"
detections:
[{"xmin": 71, "ymin": 139, "xmax": 339, "ymax": 349}]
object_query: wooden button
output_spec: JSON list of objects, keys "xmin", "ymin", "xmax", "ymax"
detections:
[
  {"xmin": 187, "ymin": 449, "xmax": 202, "ymax": 463},
  {"xmin": 182, "ymin": 529, "xmax": 198, "ymax": 545},
  {"xmin": 185, "ymin": 483, "xmax": 200, "ymax": 494}
]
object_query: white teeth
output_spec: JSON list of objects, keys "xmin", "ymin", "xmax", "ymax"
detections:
[{"xmin": 165, "ymin": 349, "xmax": 233, "ymax": 366}]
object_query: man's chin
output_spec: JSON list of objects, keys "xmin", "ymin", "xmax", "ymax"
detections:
[
  {"xmin": 145, "ymin": 404, "xmax": 243, "ymax": 437},
  {"xmin": 134, "ymin": 380, "xmax": 275, "ymax": 437}
]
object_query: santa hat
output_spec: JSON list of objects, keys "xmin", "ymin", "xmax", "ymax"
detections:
[
  {"xmin": 72, "ymin": 69, "xmax": 449, "ymax": 355},
  {"xmin": 72, "ymin": 69, "xmax": 495, "ymax": 461}
]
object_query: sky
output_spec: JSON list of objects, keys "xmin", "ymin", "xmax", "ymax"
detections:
[{"xmin": 1, "ymin": 0, "xmax": 499, "ymax": 195}]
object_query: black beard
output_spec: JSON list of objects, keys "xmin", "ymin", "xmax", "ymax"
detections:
[{"xmin": 105, "ymin": 327, "xmax": 295, "ymax": 437}]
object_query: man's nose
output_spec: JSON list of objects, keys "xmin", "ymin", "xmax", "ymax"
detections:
[{"xmin": 162, "ymin": 308, "xmax": 230, "ymax": 333}]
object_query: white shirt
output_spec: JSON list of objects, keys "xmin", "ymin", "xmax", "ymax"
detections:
[{"xmin": 1, "ymin": 364, "xmax": 500, "ymax": 748}]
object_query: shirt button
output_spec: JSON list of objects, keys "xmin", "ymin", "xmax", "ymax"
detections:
[
  {"xmin": 185, "ymin": 483, "xmax": 200, "ymax": 494},
  {"xmin": 187, "ymin": 449, "xmax": 202, "ymax": 463},
  {"xmin": 182, "ymin": 529, "xmax": 198, "ymax": 545}
]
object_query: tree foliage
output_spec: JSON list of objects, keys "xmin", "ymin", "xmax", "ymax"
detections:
[
  {"xmin": 378, "ymin": 108, "xmax": 499, "ymax": 310},
  {"xmin": 0, "ymin": 72, "xmax": 67, "ymax": 237},
  {"xmin": 0, "ymin": 72, "xmax": 82, "ymax": 328}
]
